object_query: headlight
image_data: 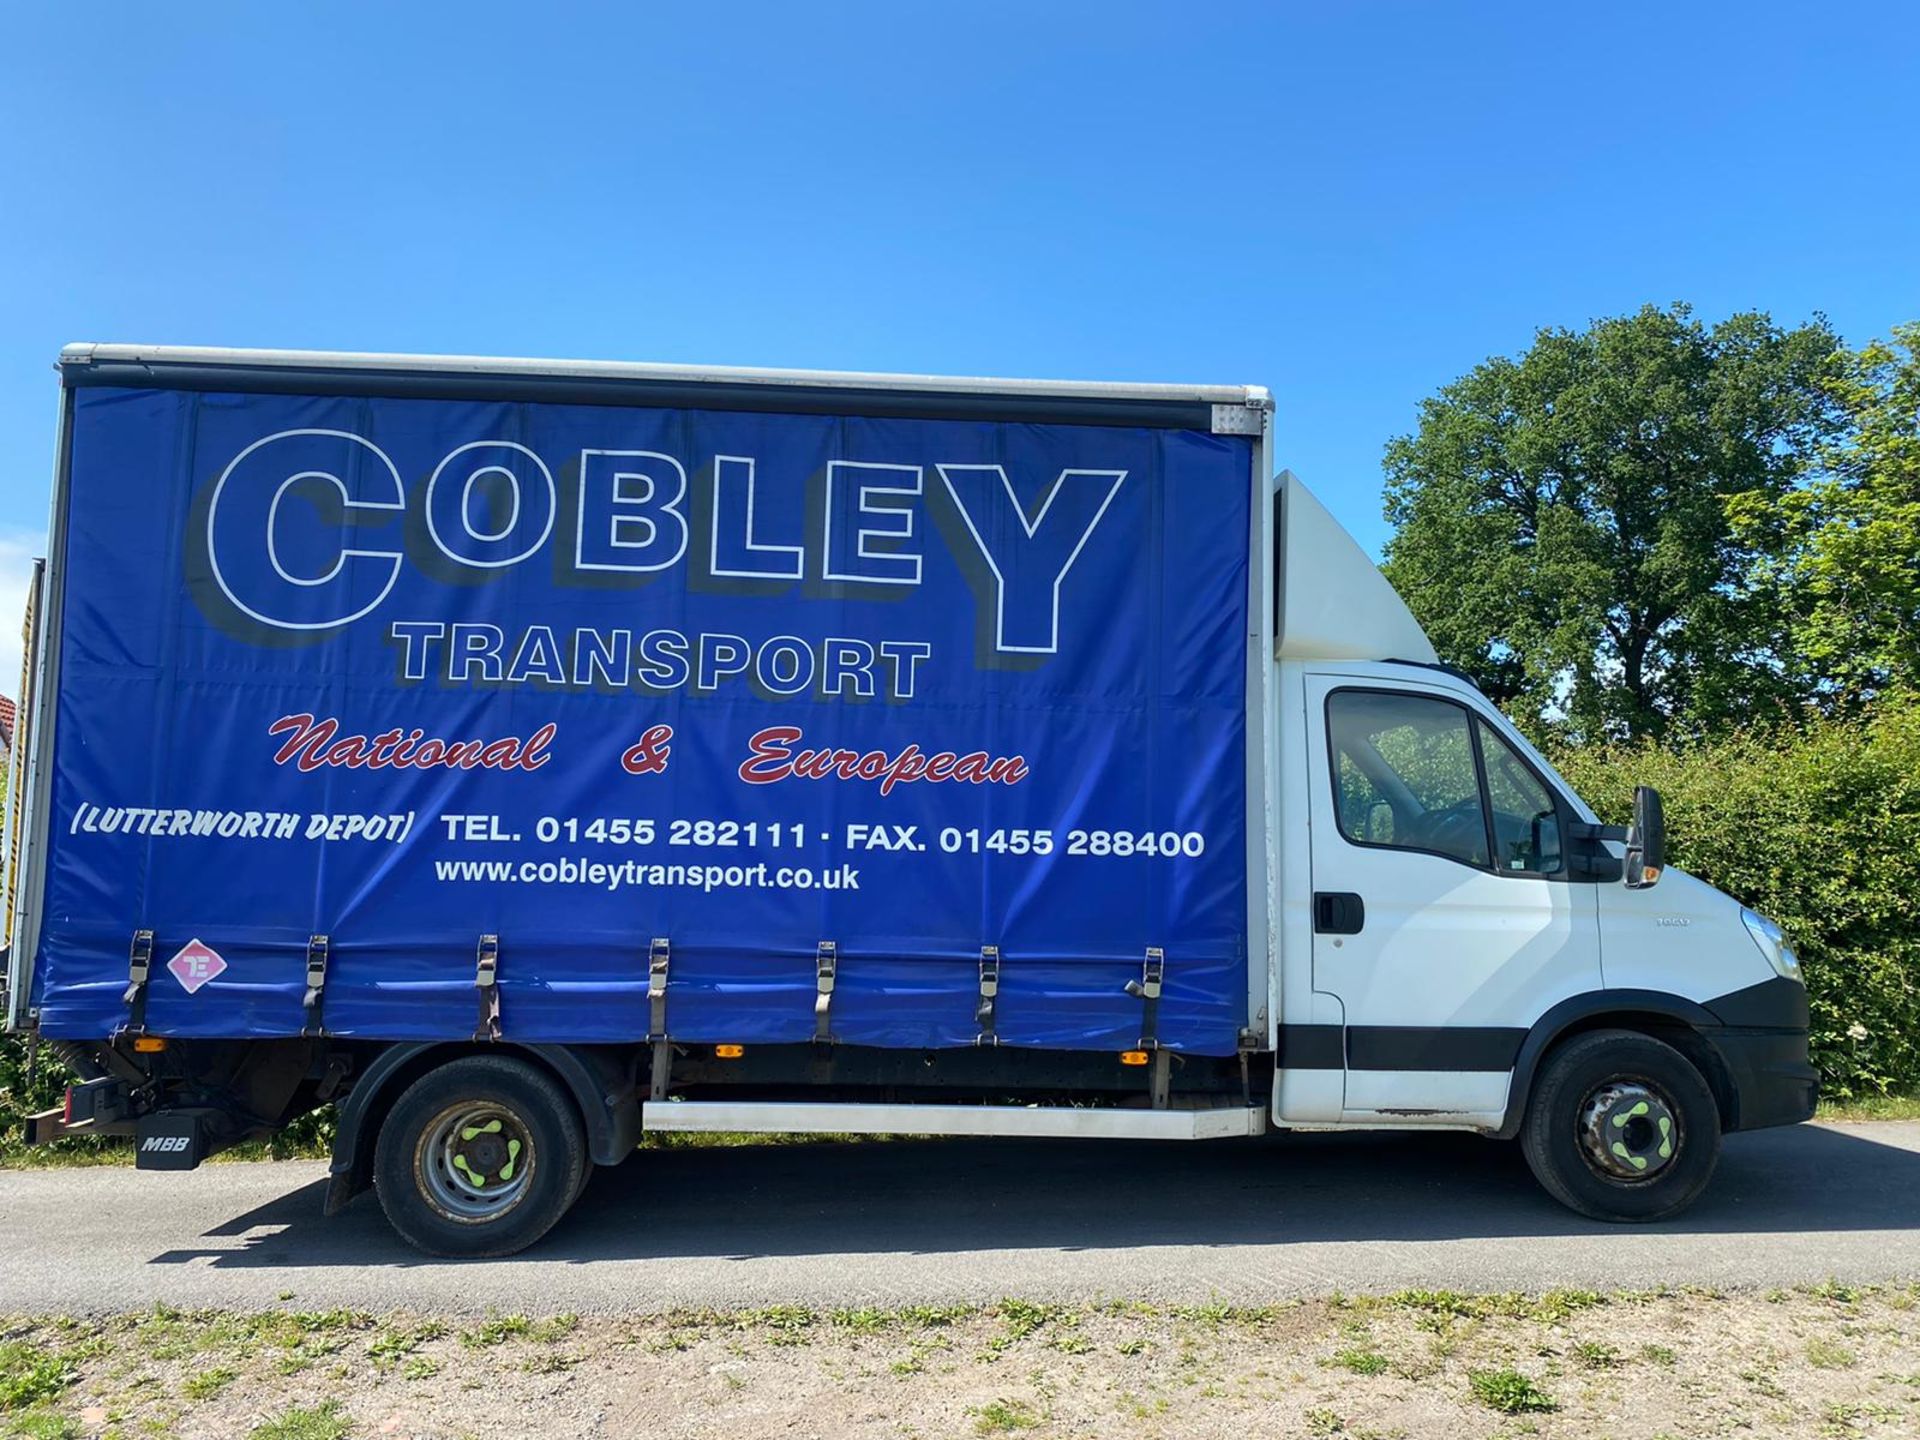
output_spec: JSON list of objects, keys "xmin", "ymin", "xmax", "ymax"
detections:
[{"xmin": 1741, "ymin": 907, "xmax": 1803, "ymax": 983}]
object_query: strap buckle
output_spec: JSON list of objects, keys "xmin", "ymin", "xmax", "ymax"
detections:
[
  {"xmin": 814, "ymin": 941, "xmax": 837, "ymax": 1043},
  {"xmin": 646, "ymin": 936, "xmax": 671, "ymax": 1044},
  {"xmin": 1125, "ymin": 946, "xmax": 1165, "ymax": 1051},
  {"xmin": 302, "ymin": 933, "xmax": 330, "ymax": 1036},
  {"xmin": 474, "ymin": 933, "xmax": 501, "ymax": 1042},
  {"xmin": 975, "ymin": 945, "xmax": 1001, "ymax": 1045},
  {"xmin": 122, "ymin": 929, "xmax": 154, "ymax": 1003},
  {"xmin": 121, "ymin": 929, "xmax": 155, "ymax": 1036}
]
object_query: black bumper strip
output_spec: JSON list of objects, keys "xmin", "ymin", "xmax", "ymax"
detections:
[
  {"xmin": 1276, "ymin": 1025, "xmax": 1344, "ymax": 1069},
  {"xmin": 1347, "ymin": 1025, "xmax": 1526, "ymax": 1072},
  {"xmin": 1277, "ymin": 1024, "xmax": 1527, "ymax": 1072}
]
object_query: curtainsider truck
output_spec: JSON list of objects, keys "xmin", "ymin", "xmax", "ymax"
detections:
[{"xmin": 5, "ymin": 345, "xmax": 1816, "ymax": 1255}]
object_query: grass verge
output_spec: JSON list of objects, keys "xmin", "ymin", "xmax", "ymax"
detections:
[
  {"xmin": 0, "ymin": 1284, "xmax": 1914, "ymax": 1438},
  {"xmin": 1816, "ymin": 1092, "xmax": 1920, "ymax": 1122}
]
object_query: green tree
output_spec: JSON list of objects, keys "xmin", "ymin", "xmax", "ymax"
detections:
[
  {"xmin": 1729, "ymin": 324, "xmax": 1920, "ymax": 700},
  {"xmin": 1381, "ymin": 304, "xmax": 1844, "ymax": 742}
]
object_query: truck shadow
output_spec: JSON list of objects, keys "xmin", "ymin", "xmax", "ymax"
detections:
[{"xmin": 149, "ymin": 1122, "xmax": 1920, "ymax": 1268}]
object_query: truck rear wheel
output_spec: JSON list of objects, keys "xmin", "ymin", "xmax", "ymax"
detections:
[
  {"xmin": 374, "ymin": 1055, "xmax": 587, "ymax": 1257},
  {"xmin": 1520, "ymin": 1028, "xmax": 1721, "ymax": 1223}
]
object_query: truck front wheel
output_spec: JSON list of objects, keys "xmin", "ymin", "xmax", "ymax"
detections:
[
  {"xmin": 374, "ymin": 1055, "xmax": 587, "ymax": 1257},
  {"xmin": 1520, "ymin": 1029, "xmax": 1721, "ymax": 1223}
]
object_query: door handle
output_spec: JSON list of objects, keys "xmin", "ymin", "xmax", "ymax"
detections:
[{"xmin": 1313, "ymin": 891, "xmax": 1365, "ymax": 935}]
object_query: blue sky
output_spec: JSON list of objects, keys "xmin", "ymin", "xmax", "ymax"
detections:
[{"xmin": 1, "ymin": 1, "xmax": 1916, "ymax": 677}]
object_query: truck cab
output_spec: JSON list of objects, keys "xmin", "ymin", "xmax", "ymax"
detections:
[{"xmin": 1267, "ymin": 475, "xmax": 1815, "ymax": 1214}]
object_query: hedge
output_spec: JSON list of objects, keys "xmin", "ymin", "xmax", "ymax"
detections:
[{"xmin": 1552, "ymin": 696, "xmax": 1920, "ymax": 1098}]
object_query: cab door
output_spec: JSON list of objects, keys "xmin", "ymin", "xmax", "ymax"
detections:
[{"xmin": 1303, "ymin": 674, "xmax": 1599, "ymax": 1121}]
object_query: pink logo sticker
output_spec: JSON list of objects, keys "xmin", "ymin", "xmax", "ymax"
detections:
[{"xmin": 167, "ymin": 938, "xmax": 227, "ymax": 994}]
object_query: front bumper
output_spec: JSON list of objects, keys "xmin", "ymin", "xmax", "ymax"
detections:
[
  {"xmin": 1704, "ymin": 975, "xmax": 1818, "ymax": 1131},
  {"xmin": 1713, "ymin": 1027, "xmax": 1819, "ymax": 1132}
]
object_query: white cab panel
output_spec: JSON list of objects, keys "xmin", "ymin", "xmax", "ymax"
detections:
[
  {"xmin": 1598, "ymin": 866, "xmax": 1775, "ymax": 1003},
  {"xmin": 1301, "ymin": 665, "xmax": 1602, "ymax": 1121}
]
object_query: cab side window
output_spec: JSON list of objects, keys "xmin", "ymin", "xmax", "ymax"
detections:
[
  {"xmin": 1327, "ymin": 691, "xmax": 1489, "ymax": 868},
  {"xmin": 1479, "ymin": 721, "xmax": 1563, "ymax": 875}
]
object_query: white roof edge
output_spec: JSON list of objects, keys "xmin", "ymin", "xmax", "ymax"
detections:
[{"xmin": 58, "ymin": 343, "xmax": 1269, "ymax": 408}]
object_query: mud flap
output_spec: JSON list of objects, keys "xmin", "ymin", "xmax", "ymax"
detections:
[{"xmin": 135, "ymin": 1110, "xmax": 212, "ymax": 1170}]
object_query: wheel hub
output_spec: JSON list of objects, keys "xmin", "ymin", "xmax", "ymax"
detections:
[
  {"xmin": 418, "ymin": 1104, "xmax": 535, "ymax": 1221},
  {"xmin": 1579, "ymin": 1081, "xmax": 1678, "ymax": 1181}
]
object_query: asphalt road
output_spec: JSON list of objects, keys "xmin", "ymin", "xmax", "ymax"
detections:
[{"xmin": 1, "ymin": 1121, "xmax": 1916, "ymax": 1316}]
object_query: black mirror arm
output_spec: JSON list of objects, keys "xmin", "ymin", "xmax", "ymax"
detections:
[
  {"xmin": 1563, "ymin": 821, "xmax": 1626, "ymax": 881},
  {"xmin": 1567, "ymin": 822, "xmax": 1630, "ymax": 843}
]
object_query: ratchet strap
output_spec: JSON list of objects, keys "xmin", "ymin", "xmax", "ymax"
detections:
[
  {"xmin": 121, "ymin": 929, "xmax": 155, "ymax": 1036},
  {"xmin": 645, "ymin": 937, "xmax": 671, "ymax": 1042},
  {"xmin": 814, "ymin": 941, "xmax": 837, "ymax": 1043},
  {"xmin": 975, "ymin": 945, "xmax": 1001, "ymax": 1045},
  {"xmin": 1125, "ymin": 946, "xmax": 1165, "ymax": 1052},
  {"xmin": 646, "ymin": 936, "xmax": 672, "ymax": 1103},
  {"xmin": 302, "ymin": 933, "xmax": 330, "ymax": 1037},
  {"xmin": 474, "ymin": 933, "xmax": 501, "ymax": 1042}
]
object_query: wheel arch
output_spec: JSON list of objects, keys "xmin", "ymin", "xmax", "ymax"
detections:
[
  {"xmin": 325, "ymin": 1042, "xmax": 640, "ymax": 1215},
  {"xmin": 1494, "ymin": 990, "xmax": 1736, "ymax": 1141}
]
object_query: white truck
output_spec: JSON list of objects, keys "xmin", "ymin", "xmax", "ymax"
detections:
[{"xmin": 8, "ymin": 346, "xmax": 1815, "ymax": 1255}]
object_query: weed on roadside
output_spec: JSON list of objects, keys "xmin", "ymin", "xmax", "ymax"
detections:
[
  {"xmin": 1571, "ymin": 1340, "xmax": 1620, "ymax": 1369},
  {"xmin": 831, "ymin": 1307, "xmax": 892, "ymax": 1335},
  {"xmin": 1331, "ymin": 1347, "xmax": 1389, "ymax": 1376},
  {"xmin": 0, "ymin": 1341, "xmax": 77, "ymax": 1411},
  {"xmin": 1804, "ymin": 1336, "xmax": 1857, "ymax": 1369},
  {"xmin": 181, "ymin": 1364, "xmax": 237, "ymax": 1400},
  {"xmin": 983, "ymin": 1300, "xmax": 1063, "ymax": 1356},
  {"xmin": 248, "ymin": 1400, "xmax": 350, "ymax": 1440},
  {"xmin": 970, "ymin": 1396, "xmax": 1041, "ymax": 1433},
  {"xmin": 1468, "ymin": 1366, "xmax": 1557, "ymax": 1414},
  {"xmin": 367, "ymin": 1319, "xmax": 448, "ymax": 1370},
  {"xmin": 1803, "ymin": 1279, "xmax": 1861, "ymax": 1304},
  {"xmin": 747, "ymin": 1306, "xmax": 815, "ymax": 1345},
  {"xmin": 5, "ymin": 1411, "xmax": 82, "ymax": 1439},
  {"xmin": 460, "ymin": 1313, "xmax": 533, "ymax": 1349},
  {"xmin": 900, "ymin": 1305, "xmax": 973, "ymax": 1329}
]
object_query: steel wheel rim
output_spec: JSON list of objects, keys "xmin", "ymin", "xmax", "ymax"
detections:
[
  {"xmin": 416, "ymin": 1102, "xmax": 535, "ymax": 1222},
  {"xmin": 1578, "ymin": 1078, "xmax": 1679, "ymax": 1183}
]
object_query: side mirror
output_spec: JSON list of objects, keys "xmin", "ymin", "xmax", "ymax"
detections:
[{"xmin": 1626, "ymin": 785, "xmax": 1666, "ymax": 889}]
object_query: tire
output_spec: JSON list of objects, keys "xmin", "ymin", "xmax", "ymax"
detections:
[
  {"xmin": 1520, "ymin": 1028, "xmax": 1721, "ymax": 1223},
  {"xmin": 374, "ymin": 1055, "xmax": 587, "ymax": 1257}
]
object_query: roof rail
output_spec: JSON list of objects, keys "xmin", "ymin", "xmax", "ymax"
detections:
[{"xmin": 1381, "ymin": 656, "xmax": 1483, "ymax": 688}]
